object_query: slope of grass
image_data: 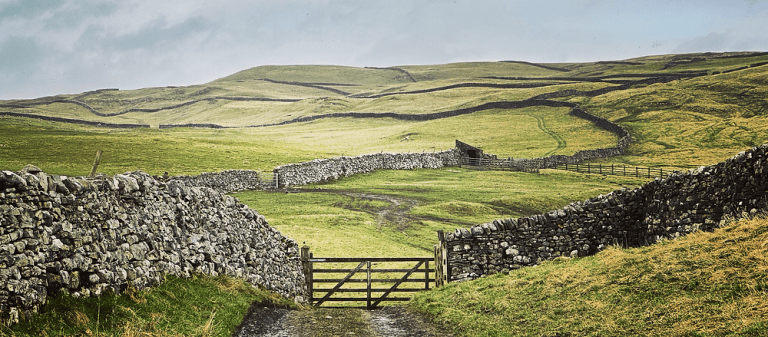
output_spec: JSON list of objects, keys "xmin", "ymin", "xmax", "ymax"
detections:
[
  {"xmin": 2, "ymin": 52, "xmax": 768, "ymax": 331},
  {"xmin": 580, "ymin": 64, "xmax": 768, "ymax": 168},
  {"xmin": 0, "ymin": 104, "xmax": 617, "ymax": 176},
  {"xmin": 410, "ymin": 215, "xmax": 768, "ymax": 337},
  {"xmin": 0, "ymin": 275, "xmax": 299, "ymax": 337},
  {"xmin": 235, "ymin": 168, "xmax": 647, "ymax": 257}
]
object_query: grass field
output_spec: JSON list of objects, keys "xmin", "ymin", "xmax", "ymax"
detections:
[
  {"xmin": 411, "ymin": 215, "xmax": 768, "ymax": 337},
  {"xmin": 2, "ymin": 51, "xmax": 768, "ymax": 335},
  {"xmin": 0, "ymin": 105, "xmax": 617, "ymax": 176},
  {"xmin": 0, "ymin": 275, "xmax": 298, "ymax": 337}
]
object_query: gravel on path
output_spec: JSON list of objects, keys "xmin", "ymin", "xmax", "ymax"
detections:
[{"xmin": 233, "ymin": 305, "xmax": 454, "ymax": 337}]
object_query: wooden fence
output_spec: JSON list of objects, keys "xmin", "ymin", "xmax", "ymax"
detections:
[
  {"xmin": 300, "ymin": 247, "xmax": 434, "ymax": 309},
  {"xmin": 460, "ymin": 156, "xmax": 673, "ymax": 179},
  {"xmin": 459, "ymin": 157, "xmax": 517, "ymax": 171},
  {"xmin": 554, "ymin": 163, "xmax": 669, "ymax": 179}
]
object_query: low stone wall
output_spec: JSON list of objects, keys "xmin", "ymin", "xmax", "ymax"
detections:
[
  {"xmin": 273, "ymin": 149, "xmax": 460, "ymax": 188},
  {"xmin": 159, "ymin": 170, "xmax": 263, "ymax": 194},
  {"xmin": 0, "ymin": 166, "xmax": 305, "ymax": 325},
  {"xmin": 0, "ymin": 112, "xmax": 149, "ymax": 129},
  {"xmin": 158, "ymin": 123, "xmax": 229, "ymax": 129},
  {"xmin": 440, "ymin": 144, "xmax": 768, "ymax": 282}
]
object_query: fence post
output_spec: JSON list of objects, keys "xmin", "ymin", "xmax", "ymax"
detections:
[
  {"xmin": 89, "ymin": 150, "xmax": 103, "ymax": 177},
  {"xmin": 660, "ymin": 168, "xmax": 663, "ymax": 178},
  {"xmin": 367, "ymin": 260, "xmax": 372, "ymax": 310},
  {"xmin": 599, "ymin": 164, "xmax": 602, "ymax": 175},
  {"xmin": 301, "ymin": 246, "xmax": 313, "ymax": 305},
  {"xmin": 588, "ymin": 163, "xmax": 591, "ymax": 174}
]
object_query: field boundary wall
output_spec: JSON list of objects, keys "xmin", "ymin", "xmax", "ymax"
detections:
[
  {"xmin": 272, "ymin": 149, "xmax": 461, "ymax": 188},
  {"xmin": 439, "ymin": 144, "xmax": 768, "ymax": 282},
  {"xmin": 0, "ymin": 167, "xmax": 306, "ymax": 325}
]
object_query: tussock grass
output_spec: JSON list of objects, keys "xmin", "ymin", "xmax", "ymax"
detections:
[
  {"xmin": 581, "ymin": 64, "xmax": 768, "ymax": 168},
  {"xmin": 411, "ymin": 215, "xmax": 768, "ymax": 336}
]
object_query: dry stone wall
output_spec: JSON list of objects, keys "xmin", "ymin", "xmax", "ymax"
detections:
[
  {"xmin": 442, "ymin": 144, "xmax": 768, "ymax": 282},
  {"xmin": 0, "ymin": 112, "xmax": 149, "ymax": 129},
  {"xmin": 159, "ymin": 170, "xmax": 262, "ymax": 194},
  {"xmin": 0, "ymin": 166, "xmax": 305, "ymax": 325},
  {"xmin": 273, "ymin": 149, "xmax": 460, "ymax": 188}
]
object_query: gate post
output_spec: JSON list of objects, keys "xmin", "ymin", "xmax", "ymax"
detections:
[
  {"xmin": 301, "ymin": 246, "xmax": 313, "ymax": 304},
  {"xmin": 435, "ymin": 231, "xmax": 450, "ymax": 286},
  {"xmin": 366, "ymin": 260, "xmax": 372, "ymax": 310}
]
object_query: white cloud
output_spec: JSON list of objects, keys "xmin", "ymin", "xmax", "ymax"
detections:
[{"xmin": 2, "ymin": 0, "xmax": 768, "ymax": 99}]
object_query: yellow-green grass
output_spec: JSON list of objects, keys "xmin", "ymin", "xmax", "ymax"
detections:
[
  {"xmin": 558, "ymin": 52, "xmax": 768, "ymax": 77},
  {"xmin": 580, "ymin": 64, "xmax": 768, "ymax": 168},
  {"xmin": 3, "ymin": 53, "xmax": 768, "ymax": 326},
  {"xmin": 380, "ymin": 62, "xmax": 562, "ymax": 81},
  {"xmin": 233, "ymin": 168, "xmax": 646, "ymax": 308},
  {"xmin": 1, "ymin": 274, "xmax": 299, "ymax": 337},
  {"xmin": 235, "ymin": 168, "xmax": 647, "ymax": 257},
  {"xmin": 216, "ymin": 65, "xmax": 411, "ymax": 86},
  {"xmin": 410, "ymin": 215, "xmax": 768, "ymax": 337},
  {"xmin": 5, "ymin": 54, "xmax": 766, "ymax": 133},
  {"xmin": 0, "ymin": 105, "xmax": 617, "ymax": 176},
  {"xmin": 5, "ymin": 81, "xmax": 615, "ymax": 127}
]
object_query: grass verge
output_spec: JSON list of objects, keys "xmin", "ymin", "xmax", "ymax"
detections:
[
  {"xmin": 0, "ymin": 275, "xmax": 299, "ymax": 337},
  {"xmin": 410, "ymin": 215, "xmax": 768, "ymax": 337}
]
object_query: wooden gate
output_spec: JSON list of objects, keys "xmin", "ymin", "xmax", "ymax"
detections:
[{"xmin": 301, "ymin": 247, "xmax": 434, "ymax": 309}]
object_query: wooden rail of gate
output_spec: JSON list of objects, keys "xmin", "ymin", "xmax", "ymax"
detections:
[{"xmin": 301, "ymin": 247, "xmax": 434, "ymax": 309}]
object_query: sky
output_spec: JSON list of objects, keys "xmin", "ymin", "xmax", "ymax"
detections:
[{"xmin": 1, "ymin": 0, "xmax": 767, "ymax": 100}]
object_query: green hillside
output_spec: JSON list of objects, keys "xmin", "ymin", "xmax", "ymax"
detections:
[
  {"xmin": 411, "ymin": 215, "xmax": 768, "ymax": 337},
  {"xmin": 1, "ymin": 52, "xmax": 768, "ymax": 336}
]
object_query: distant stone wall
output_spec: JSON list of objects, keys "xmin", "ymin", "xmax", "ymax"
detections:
[
  {"xmin": 0, "ymin": 112, "xmax": 149, "ymax": 129},
  {"xmin": 440, "ymin": 144, "xmax": 768, "ymax": 282},
  {"xmin": 160, "ymin": 170, "xmax": 263, "ymax": 194},
  {"xmin": 0, "ymin": 167, "xmax": 305, "ymax": 325},
  {"xmin": 273, "ymin": 150, "xmax": 460, "ymax": 188},
  {"xmin": 158, "ymin": 123, "xmax": 229, "ymax": 129}
]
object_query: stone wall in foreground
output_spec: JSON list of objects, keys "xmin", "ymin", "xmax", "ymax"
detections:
[
  {"xmin": 0, "ymin": 166, "xmax": 305, "ymax": 325},
  {"xmin": 273, "ymin": 149, "xmax": 460, "ymax": 188},
  {"xmin": 440, "ymin": 144, "xmax": 768, "ymax": 282}
]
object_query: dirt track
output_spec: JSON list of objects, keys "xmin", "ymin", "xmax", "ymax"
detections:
[{"xmin": 233, "ymin": 305, "xmax": 454, "ymax": 337}]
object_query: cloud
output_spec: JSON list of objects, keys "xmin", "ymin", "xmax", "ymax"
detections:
[
  {"xmin": 673, "ymin": 32, "xmax": 731, "ymax": 53},
  {"xmin": 2, "ymin": 0, "xmax": 768, "ymax": 99},
  {"xmin": 672, "ymin": 5, "xmax": 768, "ymax": 53}
]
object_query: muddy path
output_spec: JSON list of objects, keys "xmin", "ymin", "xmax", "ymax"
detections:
[
  {"xmin": 233, "ymin": 305, "xmax": 454, "ymax": 337},
  {"xmin": 285, "ymin": 188, "xmax": 476, "ymax": 231}
]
